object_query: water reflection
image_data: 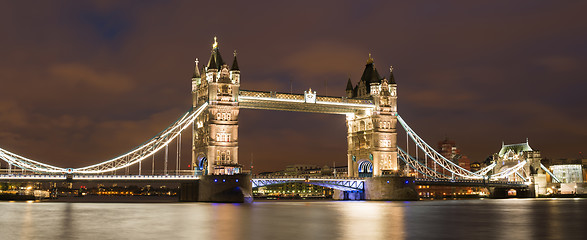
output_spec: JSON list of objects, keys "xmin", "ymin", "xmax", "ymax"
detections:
[
  {"xmin": 338, "ymin": 202, "xmax": 405, "ymax": 240},
  {"xmin": 0, "ymin": 199, "xmax": 585, "ymax": 240},
  {"xmin": 493, "ymin": 199, "xmax": 533, "ymax": 240}
]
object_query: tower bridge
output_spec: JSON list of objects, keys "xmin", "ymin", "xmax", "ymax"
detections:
[{"xmin": 0, "ymin": 37, "xmax": 547, "ymax": 202}]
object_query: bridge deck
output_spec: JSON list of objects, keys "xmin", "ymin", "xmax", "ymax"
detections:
[
  {"xmin": 239, "ymin": 90, "xmax": 374, "ymax": 114},
  {"xmin": 0, "ymin": 174, "xmax": 200, "ymax": 183},
  {"xmin": 414, "ymin": 178, "xmax": 528, "ymax": 188},
  {"xmin": 0, "ymin": 174, "xmax": 528, "ymax": 188}
]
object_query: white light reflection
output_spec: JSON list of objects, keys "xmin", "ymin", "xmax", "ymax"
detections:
[{"xmin": 338, "ymin": 202, "xmax": 405, "ymax": 240}]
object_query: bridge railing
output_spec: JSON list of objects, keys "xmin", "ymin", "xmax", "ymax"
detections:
[
  {"xmin": 239, "ymin": 90, "xmax": 374, "ymax": 105},
  {"xmin": 414, "ymin": 178, "xmax": 525, "ymax": 185},
  {"xmin": 253, "ymin": 175, "xmax": 365, "ymax": 180}
]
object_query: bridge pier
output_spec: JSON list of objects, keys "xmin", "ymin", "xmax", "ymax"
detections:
[
  {"xmin": 180, "ymin": 174, "xmax": 252, "ymax": 203},
  {"xmin": 332, "ymin": 190, "xmax": 364, "ymax": 200},
  {"xmin": 488, "ymin": 185, "xmax": 535, "ymax": 199},
  {"xmin": 364, "ymin": 176, "xmax": 418, "ymax": 201}
]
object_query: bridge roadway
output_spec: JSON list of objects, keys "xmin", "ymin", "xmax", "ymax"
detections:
[
  {"xmin": 0, "ymin": 174, "xmax": 200, "ymax": 183},
  {"xmin": 0, "ymin": 174, "xmax": 527, "ymax": 189},
  {"xmin": 251, "ymin": 176, "xmax": 527, "ymax": 191}
]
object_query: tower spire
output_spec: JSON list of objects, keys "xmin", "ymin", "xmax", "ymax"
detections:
[
  {"xmin": 193, "ymin": 58, "xmax": 201, "ymax": 78},
  {"xmin": 207, "ymin": 36, "xmax": 224, "ymax": 70},
  {"xmin": 346, "ymin": 76, "xmax": 353, "ymax": 91},
  {"xmin": 231, "ymin": 50, "xmax": 239, "ymax": 71},
  {"xmin": 367, "ymin": 53, "xmax": 374, "ymax": 64},
  {"xmin": 389, "ymin": 65, "xmax": 396, "ymax": 84}
]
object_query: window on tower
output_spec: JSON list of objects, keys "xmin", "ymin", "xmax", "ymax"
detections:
[
  {"xmin": 216, "ymin": 112, "xmax": 232, "ymax": 121},
  {"xmin": 217, "ymin": 132, "xmax": 231, "ymax": 142}
]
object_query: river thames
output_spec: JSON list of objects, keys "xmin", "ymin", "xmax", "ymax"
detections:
[{"xmin": 1, "ymin": 198, "xmax": 586, "ymax": 240}]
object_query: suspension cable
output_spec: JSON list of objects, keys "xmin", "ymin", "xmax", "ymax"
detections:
[{"xmin": 164, "ymin": 145, "xmax": 169, "ymax": 175}]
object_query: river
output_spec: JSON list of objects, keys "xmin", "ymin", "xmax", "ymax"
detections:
[{"xmin": 1, "ymin": 198, "xmax": 585, "ymax": 240}]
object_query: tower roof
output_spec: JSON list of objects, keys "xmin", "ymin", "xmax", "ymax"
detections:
[
  {"xmin": 498, "ymin": 141, "xmax": 533, "ymax": 157},
  {"xmin": 231, "ymin": 50, "xmax": 239, "ymax": 71},
  {"xmin": 360, "ymin": 56, "xmax": 382, "ymax": 85},
  {"xmin": 207, "ymin": 51, "xmax": 217, "ymax": 69},
  {"xmin": 206, "ymin": 37, "xmax": 225, "ymax": 70}
]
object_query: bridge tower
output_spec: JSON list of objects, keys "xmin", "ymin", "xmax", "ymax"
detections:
[
  {"xmin": 346, "ymin": 55, "xmax": 399, "ymax": 177},
  {"xmin": 191, "ymin": 37, "xmax": 241, "ymax": 175},
  {"xmin": 491, "ymin": 139, "xmax": 545, "ymax": 197}
]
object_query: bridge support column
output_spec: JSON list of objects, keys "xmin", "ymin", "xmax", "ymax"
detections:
[
  {"xmin": 488, "ymin": 185, "xmax": 535, "ymax": 199},
  {"xmin": 180, "ymin": 173, "xmax": 252, "ymax": 203},
  {"xmin": 364, "ymin": 176, "xmax": 417, "ymax": 200},
  {"xmin": 332, "ymin": 190, "xmax": 364, "ymax": 200}
]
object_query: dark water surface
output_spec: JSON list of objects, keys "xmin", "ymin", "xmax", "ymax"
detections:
[{"xmin": 1, "ymin": 198, "xmax": 585, "ymax": 240}]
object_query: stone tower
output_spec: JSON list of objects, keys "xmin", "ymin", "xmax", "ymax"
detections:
[
  {"xmin": 192, "ymin": 37, "xmax": 241, "ymax": 175},
  {"xmin": 346, "ymin": 55, "xmax": 398, "ymax": 177}
]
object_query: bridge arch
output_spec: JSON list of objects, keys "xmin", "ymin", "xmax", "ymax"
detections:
[
  {"xmin": 358, "ymin": 159, "xmax": 373, "ymax": 177},
  {"xmin": 195, "ymin": 154, "xmax": 208, "ymax": 174},
  {"xmin": 251, "ymin": 178, "xmax": 365, "ymax": 192}
]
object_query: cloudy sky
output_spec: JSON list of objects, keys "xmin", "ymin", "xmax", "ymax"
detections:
[{"xmin": 0, "ymin": 1, "xmax": 585, "ymax": 172}]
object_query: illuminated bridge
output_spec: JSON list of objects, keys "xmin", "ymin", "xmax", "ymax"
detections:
[{"xmin": 0, "ymin": 38, "xmax": 548, "ymax": 201}]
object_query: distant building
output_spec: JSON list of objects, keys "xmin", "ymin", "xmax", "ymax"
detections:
[
  {"xmin": 254, "ymin": 182, "xmax": 334, "ymax": 198},
  {"xmin": 253, "ymin": 164, "xmax": 345, "ymax": 198},
  {"xmin": 257, "ymin": 164, "xmax": 345, "ymax": 178},
  {"xmin": 492, "ymin": 139, "xmax": 542, "ymax": 182},
  {"xmin": 437, "ymin": 138, "xmax": 471, "ymax": 171},
  {"xmin": 470, "ymin": 162, "xmax": 481, "ymax": 172},
  {"xmin": 551, "ymin": 164, "xmax": 583, "ymax": 183}
]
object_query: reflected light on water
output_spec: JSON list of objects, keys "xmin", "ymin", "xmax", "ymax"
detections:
[
  {"xmin": 338, "ymin": 202, "xmax": 405, "ymax": 240},
  {"xmin": 0, "ymin": 199, "xmax": 586, "ymax": 240}
]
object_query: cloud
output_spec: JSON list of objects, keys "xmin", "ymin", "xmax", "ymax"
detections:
[
  {"xmin": 535, "ymin": 56, "xmax": 580, "ymax": 73},
  {"xmin": 283, "ymin": 41, "xmax": 367, "ymax": 76},
  {"xmin": 49, "ymin": 63, "xmax": 135, "ymax": 93},
  {"xmin": 0, "ymin": 101, "xmax": 28, "ymax": 127},
  {"xmin": 404, "ymin": 90, "xmax": 478, "ymax": 109}
]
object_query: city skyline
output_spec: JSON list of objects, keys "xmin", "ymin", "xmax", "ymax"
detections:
[{"xmin": 0, "ymin": 1, "xmax": 586, "ymax": 172}]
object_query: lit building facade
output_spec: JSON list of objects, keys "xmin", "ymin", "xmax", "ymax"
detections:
[{"xmin": 551, "ymin": 164, "xmax": 583, "ymax": 183}]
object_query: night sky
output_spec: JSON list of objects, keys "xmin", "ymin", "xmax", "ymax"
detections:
[{"xmin": 0, "ymin": 1, "xmax": 586, "ymax": 173}]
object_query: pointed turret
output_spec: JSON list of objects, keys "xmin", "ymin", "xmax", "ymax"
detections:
[
  {"xmin": 346, "ymin": 77, "xmax": 353, "ymax": 91},
  {"xmin": 231, "ymin": 50, "xmax": 239, "ymax": 71},
  {"xmin": 193, "ymin": 58, "xmax": 201, "ymax": 78},
  {"xmin": 389, "ymin": 65, "xmax": 396, "ymax": 84},
  {"xmin": 346, "ymin": 76, "xmax": 354, "ymax": 98}
]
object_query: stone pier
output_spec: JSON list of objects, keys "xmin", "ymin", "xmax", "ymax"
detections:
[{"xmin": 180, "ymin": 174, "xmax": 252, "ymax": 203}]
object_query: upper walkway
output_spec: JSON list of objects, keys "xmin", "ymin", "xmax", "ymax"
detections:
[{"xmin": 238, "ymin": 90, "xmax": 374, "ymax": 115}]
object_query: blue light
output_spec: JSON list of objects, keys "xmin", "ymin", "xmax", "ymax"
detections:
[
  {"xmin": 222, "ymin": 179, "xmax": 226, "ymax": 182},
  {"xmin": 405, "ymin": 180, "xmax": 409, "ymax": 184},
  {"xmin": 214, "ymin": 179, "xmax": 218, "ymax": 182},
  {"xmin": 236, "ymin": 179, "xmax": 239, "ymax": 182},
  {"xmin": 387, "ymin": 181, "xmax": 390, "ymax": 183}
]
